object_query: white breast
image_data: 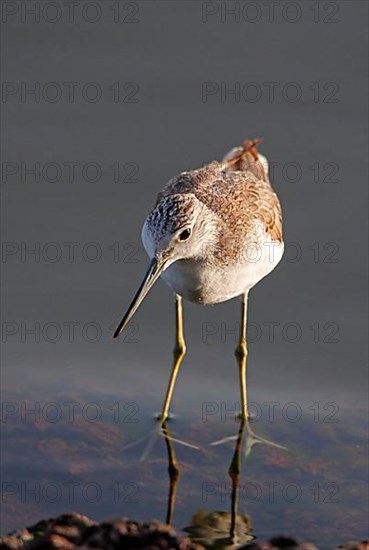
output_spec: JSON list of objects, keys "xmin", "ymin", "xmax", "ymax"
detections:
[{"xmin": 161, "ymin": 239, "xmax": 284, "ymax": 304}]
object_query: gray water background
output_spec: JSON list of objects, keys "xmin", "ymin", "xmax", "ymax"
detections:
[{"xmin": 1, "ymin": 1, "xmax": 368, "ymax": 546}]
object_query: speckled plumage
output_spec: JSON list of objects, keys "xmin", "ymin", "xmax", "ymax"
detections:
[
  {"xmin": 146, "ymin": 193, "xmax": 196, "ymax": 242},
  {"xmin": 146, "ymin": 142, "xmax": 283, "ymax": 266}
]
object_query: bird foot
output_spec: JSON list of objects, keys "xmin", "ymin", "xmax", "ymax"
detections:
[
  {"xmin": 235, "ymin": 410, "xmax": 257, "ymax": 421},
  {"xmin": 122, "ymin": 422, "xmax": 199, "ymax": 462},
  {"xmin": 210, "ymin": 426, "xmax": 287, "ymax": 458},
  {"xmin": 154, "ymin": 412, "xmax": 176, "ymax": 422}
]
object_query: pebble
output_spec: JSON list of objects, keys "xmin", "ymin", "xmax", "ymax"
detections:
[{"xmin": 0, "ymin": 514, "xmax": 367, "ymax": 550}]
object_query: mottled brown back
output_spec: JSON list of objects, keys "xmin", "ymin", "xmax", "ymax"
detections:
[{"xmin": 155, "ymin": 147, "xmax": 283, "ymax": 262}]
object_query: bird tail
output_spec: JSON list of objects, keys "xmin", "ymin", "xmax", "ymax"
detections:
[{"xmin": 222, "ymin": 138, "xmax": 269, "ymax": 182}]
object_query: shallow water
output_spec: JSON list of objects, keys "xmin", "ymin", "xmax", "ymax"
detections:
[{"xmin": 1, "ymin": 383, "xmax": 368, "ymax": 547}]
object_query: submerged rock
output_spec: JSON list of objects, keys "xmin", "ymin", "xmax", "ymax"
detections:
[
  {"xmin": 0, "ymin": 514, "xmax": 200, "ymax": 549},
  {"xmin": 0, "ymin": 514, "xmax": 367, "ymax": 550},
  {"xmin": 184, "ymin": 509, "xmax": 254, "ymax": 548}
]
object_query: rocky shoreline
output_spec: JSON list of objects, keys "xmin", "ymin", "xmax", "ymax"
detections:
[{"xmin": 0, "ymin": 513, "xmax": 367, "ymax": 550}]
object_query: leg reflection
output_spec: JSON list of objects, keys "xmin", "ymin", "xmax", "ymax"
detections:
[
  {"xmin": 184, "ymin": 417, "xmax": 253, "ymax": 547},
  {"xmin": 162, "ymin": 421, "xmax": 179, "ymax": 526},
  {"xmin": 228, "ymin": 418, "xmax": 246, "ymax": 543}
]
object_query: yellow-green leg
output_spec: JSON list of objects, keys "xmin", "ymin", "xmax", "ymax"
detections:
[
  {"xmin": 160, "ymin": 294, "xmax": 186, "ymax": 424},
  {"xmin": 235, "ymin": 293, "xmax": 249, "ymax": 420}
]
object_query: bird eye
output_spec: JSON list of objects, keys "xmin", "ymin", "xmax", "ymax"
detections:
[{"xmin": 179, "ymin": 228, "xmax": 191, "ymax": 241}]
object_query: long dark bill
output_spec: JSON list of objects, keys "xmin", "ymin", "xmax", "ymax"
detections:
[{"xmin": 113, "ymin": 257, "xmax": 166, "ymax": 339}]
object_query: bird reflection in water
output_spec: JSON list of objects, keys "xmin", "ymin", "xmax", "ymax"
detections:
[{"xmin": 161, "ymin": 417, "xmax": 286, "ymax": 549}]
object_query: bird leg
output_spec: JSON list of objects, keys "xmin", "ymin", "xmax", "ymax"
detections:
[
  {"xmin": 160, "ymin": 294, "xmax": 186, "ymax": 424},
  {"xmin": 235, "ymin": 293, "xmax": 249, "ymax": 420}
]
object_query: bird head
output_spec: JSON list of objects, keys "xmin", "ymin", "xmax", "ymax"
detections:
[
  {"xmin": 113, "ymin": 192, "xmax": 216, "ymax": 338},
  {"xmin": 142, "ymin": 193, "xmax": 215, "ymax": 264}
]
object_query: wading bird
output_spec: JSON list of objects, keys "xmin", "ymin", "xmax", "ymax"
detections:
[{"xmin": 113, "ymin": 139, "xmax": 283, "ymax": 424}]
